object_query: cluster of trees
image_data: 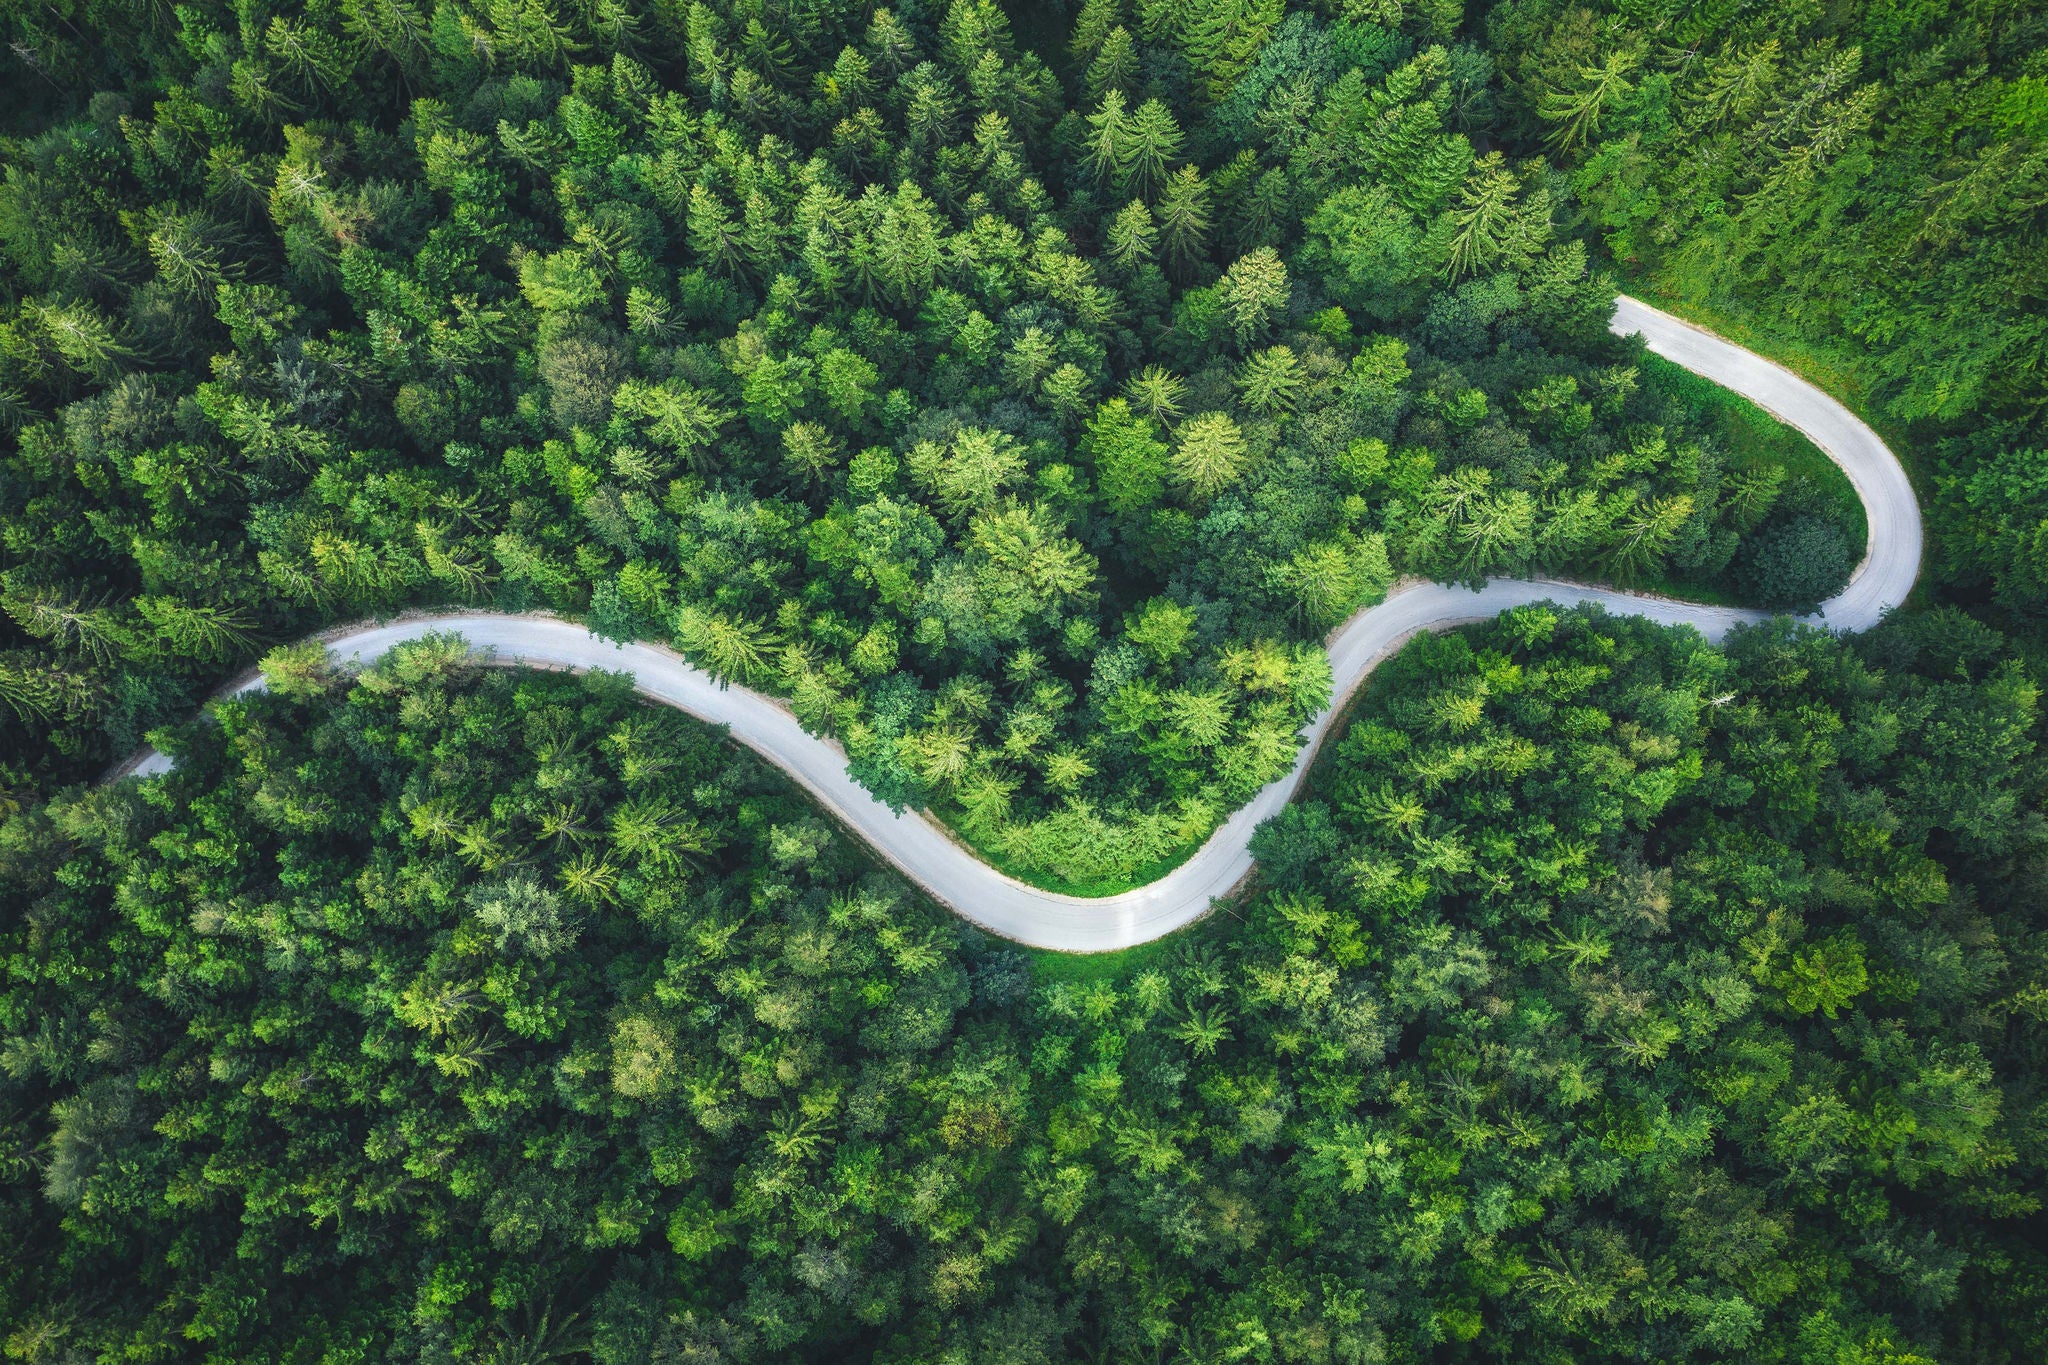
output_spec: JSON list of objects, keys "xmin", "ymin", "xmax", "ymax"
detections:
[
  {"xmin": 0, "ymin": 639, "xmax": 1062, "ymax": 1359},
  {"xmin": 0, "ymin": 0, "xmax": 1849, "ymax": 884},
  {"xmin": 1484, "ymin": 0, "xmax": 2048, "ymax": 620},
  {"xmin": 5, "ymin": 606, "xmax": 2047, "ymax": 1360},
  {"xmin": 9, "ymin": 2, "xmax": 2048, "ymax": 1361},
  {"xmin": 1066, "ymin": 602, "xmax": 2048, "ymax": 1360}
]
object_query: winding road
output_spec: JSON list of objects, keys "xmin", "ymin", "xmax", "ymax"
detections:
[{"xmin": 119, "ymin": 298, "xmax": 1922, "ymax": 952}]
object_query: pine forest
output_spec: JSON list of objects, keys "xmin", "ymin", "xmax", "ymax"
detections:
[{"xmin": 1, "ymin": 0, "xmax": 2045, "ymax": 1360}]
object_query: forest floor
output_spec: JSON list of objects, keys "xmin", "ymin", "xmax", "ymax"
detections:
[{"xmin": 1644, "ymin": 349, "xmax": 1866, "ymax": 550}]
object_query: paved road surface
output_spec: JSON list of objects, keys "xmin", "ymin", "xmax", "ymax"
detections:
[{"xmin": 117, "ymin": 298, "xmax": 1921, "ymax": 952}]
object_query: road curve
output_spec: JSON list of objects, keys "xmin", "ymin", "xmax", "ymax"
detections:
[{"xmin": 118, "ymin": 298, "xmax": 1921, "ymax": 952}]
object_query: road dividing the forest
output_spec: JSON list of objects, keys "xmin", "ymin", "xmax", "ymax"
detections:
[{"xmin": 119, "ymin": 298, "xmax": 1921, "ymax": 952}]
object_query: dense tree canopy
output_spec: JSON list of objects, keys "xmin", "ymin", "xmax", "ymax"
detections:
[
  {"xmin": 3, "ymin": 641, "xmax": 1052, "ymax": 1359},
  {"xmin": 5, "ymin": 2, "xmax": 2048, "ymax": 1362},
  {"xmin": 5, "ymin": 608, "xmax": 2048, "ymax": 1361},
  {"xmin": 0, "ymin": 0, "xmax": 1861, "ymax": 886},
  {"xmin": 1484, "ymin": 0, "xmax": 2048, "ymax": 622}
]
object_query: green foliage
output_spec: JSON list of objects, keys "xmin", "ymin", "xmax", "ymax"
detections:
[
  {"xmin": 1736, "ymin": 514, "xmax": 1857, "ymax": 611},
  {"xmin": 1937, "ymin": 445, "xmax": 2048, "ymax": 614},
  {"xmin": 8, "ymin": 610, "xmax": 2048, "ymax": 1360},
  {"xmin": 0, "ymin": 0, "xmax": 1830, "ymax": 886},
  {"xmin": 0, "ymin": 649, "xmax": 1045, "ymax": 1359},
  {"xmin": 4, "ymin": 1, "xmax": 2048, "ymax": 1360},
  {"xmin": 1485, "ymin": 0, "xmax": 2047, "ymax": 622}
]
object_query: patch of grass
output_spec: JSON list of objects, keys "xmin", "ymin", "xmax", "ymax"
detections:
[
  {"xmin": 785, "ymin": 756, "xmax": 1225, "ymax": 967},
  {"xmin": 1629, "ymin": 286, "xmax": 1898, "ymax": 443},
  {"xmin": 1617, "ymin": 561, "xmax": 1747, "ymax": 609}
]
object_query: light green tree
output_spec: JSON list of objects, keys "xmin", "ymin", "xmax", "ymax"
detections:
[
  {"xmin": 1154, "ymin": 164, "xmax": 1213, "ymax": 272},
  {"xmin": 1217, "ymin": 247, "xmax": 1290, "ymax": 345},
  {"xmin": 1105, "ymin": 199, "xmax": 1158, "ymax": 267},
  {"xmin": 1235, "ymin": 345, "xmax": 1304, "ymax": 415},
  {"xmin": 1172, "ymin": 412, "xmax": 1250, "ymax": 498}
]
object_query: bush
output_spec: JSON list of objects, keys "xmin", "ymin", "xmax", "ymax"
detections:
[{"xmin": 1734, "ymin": 514, "xmax": 1856, "ymax": 610}]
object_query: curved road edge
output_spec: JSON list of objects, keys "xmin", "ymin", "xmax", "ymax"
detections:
[{"xmin": 113, "ymin": 297, "xmax": 1922, "ymax": 953}]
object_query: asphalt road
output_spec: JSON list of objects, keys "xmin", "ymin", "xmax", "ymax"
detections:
[{"xmin": 118, "ymin": 298, "xmax": 1922, "ymax": 952}]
